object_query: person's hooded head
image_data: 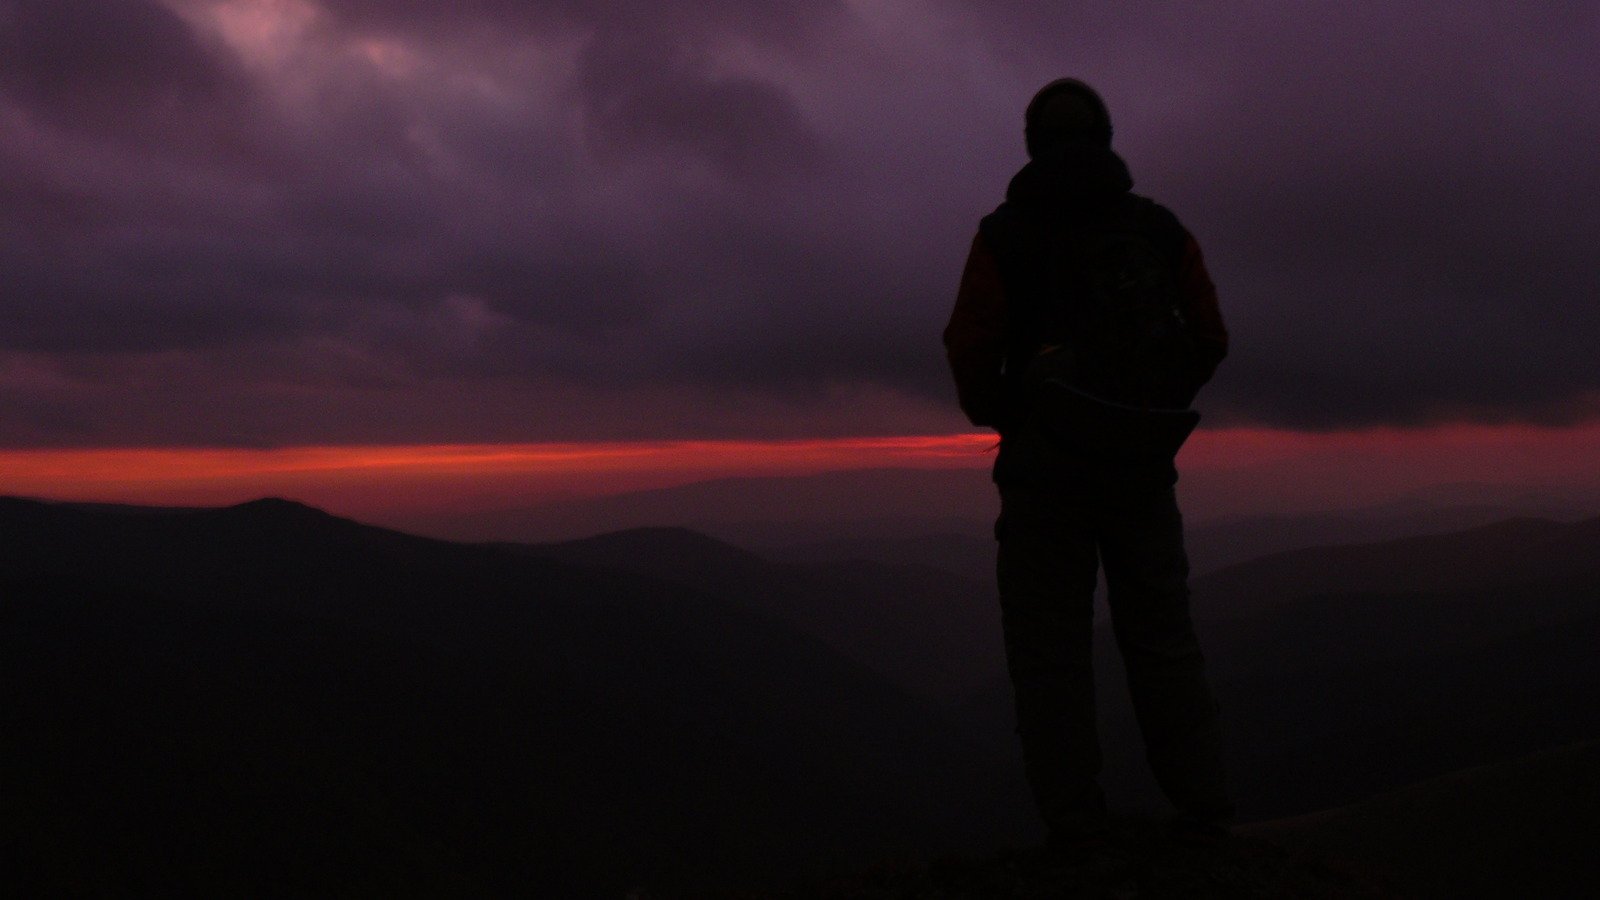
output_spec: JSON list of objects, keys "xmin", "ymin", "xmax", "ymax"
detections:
[
  {"xmin": 1007, "ymin": 78, "xmax": 1131, "ymax": 207},
  {"xmin": 1024, "ymin": 78, "xmax": 1113, "ymax": 159}
]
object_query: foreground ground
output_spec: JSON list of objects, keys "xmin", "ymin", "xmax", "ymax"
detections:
[{"xmin": 664, "ymin": 819, "xmax": 1399, "ymax": 900}]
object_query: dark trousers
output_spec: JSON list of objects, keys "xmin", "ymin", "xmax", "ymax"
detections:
[{"xmin": 997, "ymin": 482, "xmax": 1231, "ymax": 840}]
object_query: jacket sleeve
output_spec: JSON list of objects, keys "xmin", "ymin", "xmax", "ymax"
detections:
[
  {"xmin": 1177, "ymin": 231, "xmax": 1227, "ymax": 387},
  {"xmin": 943, "ymin": 232, "xmax": 1009, "ymax": 429}
]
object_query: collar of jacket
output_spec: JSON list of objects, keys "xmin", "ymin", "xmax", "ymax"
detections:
[{"xmin": 1005, "ymin": 142, "xmax": 1134, "ymax": 212}]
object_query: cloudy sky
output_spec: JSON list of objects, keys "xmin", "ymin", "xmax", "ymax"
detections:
[{"xmin": 2, "ymin": 0, "xmax": 1598, "ymax": 454}]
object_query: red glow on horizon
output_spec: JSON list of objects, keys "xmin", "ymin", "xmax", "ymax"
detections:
[
  {"xmin": 1177, "ymin": 421, "xmax": 1600, "ymax": 518},
  {"xmin": 0, "ymin": 434, "xmax": 1002, "ymax": 513},
  {"xmin": 4, "ymin": 423, "xmax": 1599, "ymax": 523},
  {"xmin": 1182, "ymin": 421, "xmax": 1600, "ymax": 471}
]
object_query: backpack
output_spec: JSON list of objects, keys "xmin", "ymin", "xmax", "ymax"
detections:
[{"xmin": 988, "ymin": 195, "xmax": 1203, "ymax": 461}]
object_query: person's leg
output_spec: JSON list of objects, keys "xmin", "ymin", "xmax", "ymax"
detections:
[
  {"xmin": 997, "ymin": 487, "xmax": 1107, "ymax": 841},
  {"xmin": 1098, "ymin": 485, "xmax": 1232, "ymax": 823}
]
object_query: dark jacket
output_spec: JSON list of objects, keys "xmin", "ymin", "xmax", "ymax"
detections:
[{"xmin": 943, "ymin": 143, "xmax": 1227, "ymax": 486}]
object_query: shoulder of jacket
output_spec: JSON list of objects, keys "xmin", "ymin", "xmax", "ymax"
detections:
[
  {"xmin": 1126, "ymin": 194, "xmax": 1188, "ymax": 259},
  {"xmin": 1122, "ymin": 192, "xmax": 1172, "ymax": 224},
  {"xmin": 979, "ymin": 201, "xmax": 1020, "ymax": 236},
  {"xmin": 978, "ymin": 202, "xmax": 1036, "ymax": 260}
]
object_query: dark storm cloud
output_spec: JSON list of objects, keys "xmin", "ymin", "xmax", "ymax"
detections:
[
  {"xmin": 1131, "ymin": 3, "xmax": 1600, "ymax": 428},
  {"xmin": 321, "ymin": 0, "xmax": 834, "ymax": 170},
  {"xmin": 1, "ymin": 0, "xmax": 835, "ymax": 352},
  {"xmin": 318, "ymin": 0, "xmax": 841, "ymax": 44},
  {"xmin": 575, "ymin": 33, "xmax": 819, "ymax": 176},
  {"xmin": 0, "ymin": 0, "xmax": 255, "ymax": 156},
  {"xmin": 318, "ymin": 0, "xmax": 838, "ymax": 171},
  {"xmin": 0, "ymin": 2, "xmax": 286, "ymax": 355},
  {"xmin": 1, "ymin": 0, "xmax": 1597, "ymax": 446}
]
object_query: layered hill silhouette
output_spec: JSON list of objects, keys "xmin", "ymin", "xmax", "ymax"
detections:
[
  {"xmin": 389, "ymin": 466, "xmax": 1598, "ymax": 574},
  {"xmin": 401, "ymin": 467, "xmax": 999, "ymax": 546},
  {"xmin": 1, "ymin": 497, "xmax": 1028, "ymax": 897},
  {"xmin": 764, "ymin": 531, "xmax": 999, "ymax": 587},
  {"xmin": 559, "ymin": 471, "xmax": 1596, "ymax": 587},
  {"xmin": 521, "ymin": 527, "xmax": 1005, "ymax": 706},
  {"xmin": 1192, "ymin": 515, "xmax": 1600, "ymax": 619},
  {"xmin": 951, "ymin": 514, "xmax": 1600, "ymax": 821},
  {"xmin": 6, "ymin": 496, "xmax": 1599, "ymax": 896}
]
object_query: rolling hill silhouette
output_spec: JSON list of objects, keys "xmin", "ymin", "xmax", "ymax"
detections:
[
  {"xmin": 524, "ymin": 526, "xmax": 1006, "ymax": 706},
  {"xmin": 7, "ymin": 497, "xmax": 1599, "ymax": 896},
  {"xmin": 1204, "ymin": 517, "xmax": 1600, "ymax": 818},
  {"xmin": 765, "ymin": 531, "xmax": 1000, "ymax": 588},
  {"xmin": 402, "ymin": 467, "xmax": 998, "ymax": 545},
  {"xmin": 950, "ymin": 514, "xmax": 1600, "ymax": 821},
  {"xmin": 1192, "ymin": 516, "xmax": 1600, "ymax": 619},
  {"xmin": 748, "ymin": 503, "xmax": 1587, "ymax": 593},
  {"xmin": 1, "ymin": 497, "xmax": 1028, "ymax": 897}
]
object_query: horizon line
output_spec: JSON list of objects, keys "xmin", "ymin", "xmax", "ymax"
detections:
[{"xmin": 4, "ymin": 423, "xmax": 1600, "ymax": 518}]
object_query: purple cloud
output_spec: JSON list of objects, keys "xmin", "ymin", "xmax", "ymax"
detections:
[{"xmin": 0, "ymin": 0, "xmax": 1597, "ymax": 447}]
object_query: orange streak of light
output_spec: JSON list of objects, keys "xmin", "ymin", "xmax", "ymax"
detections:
[
  {"xmin": 4, "ymin": 423, "xmax": 1598, "ymax": 521},
  {"xmin": 0, "ymin": 434, "xmax": 1002, "ymax": 511}
]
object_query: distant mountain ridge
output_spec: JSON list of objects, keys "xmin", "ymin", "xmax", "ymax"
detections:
[
  {"xmin": 522, "ymin": 525, "xmax": 1006, "ymax": 707},
  {"xmin": 384, "ymin": 466, "xmax": 1600, "ymax": 558},
  {"xmin": 7, "ymin": 495, "xmax": 1600, "ymax": 896},
  {"xmin": 1183, "ymin": 496, "xmax": 1599, "ymax": 574},
  {"xmin": 399, "ymin": 467, "xmax": 999, "ymax": 545},
  {"xmin": 949, "ymin": 511, "xmax": 1600, "ymax": 820},
  {"xmin": 1, "ymin": 496, "xmax": 1028, "ymax": 897},
  {"xmin": 1193, "ymin": 514, "xmax": 1600, "ymax": 619},
  {"xmin": 521, "ymin": 510, "xmax": 1600, "ymax": 825}
]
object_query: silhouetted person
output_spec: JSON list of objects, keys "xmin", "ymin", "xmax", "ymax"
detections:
[{"xmin": 944, "ymin": 79, "xmax": 1233, "ymax": 849}]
